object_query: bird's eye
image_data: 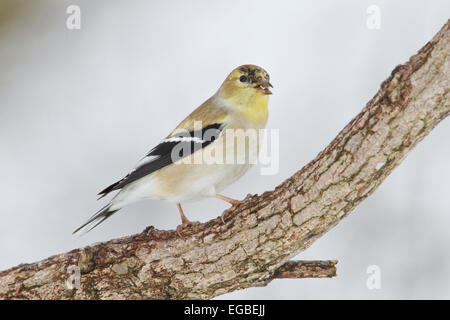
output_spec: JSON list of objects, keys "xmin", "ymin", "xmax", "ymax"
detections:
[{"xmin": 239, "ymin": 75, "xmax": 247, "ymax": 83}]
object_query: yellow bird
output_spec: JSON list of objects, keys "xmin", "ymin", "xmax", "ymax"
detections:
[{"xmin": 74, "ymin": 64, "xmax": 272, "ymax": 234}]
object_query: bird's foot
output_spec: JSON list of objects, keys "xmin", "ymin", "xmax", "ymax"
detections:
[
  {"xmin": 217, "ymin": 194, "xmax": 256, "ymax": 224},
  {"xmin": 176, "ymin": 220, "xmax": 201, "ymax": 237},
  {"xmin": 220, "ymin": 209, "xmax": 232, "ymax": 224},
  {"xmin": 227, "ymin": 199, "xmax": 242, "ymax": 206},
  {"xmin": 220, "ymin": 201, "xmax": 244, "ymax": 224}
]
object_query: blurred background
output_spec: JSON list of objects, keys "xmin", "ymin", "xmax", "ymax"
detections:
[{"xmin": 0, "ymin": 0, "xmax": 449, "ymax": 299}]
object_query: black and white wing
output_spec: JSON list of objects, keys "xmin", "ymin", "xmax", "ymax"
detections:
[{"xmin": 98, "ymin": 122, "xmax": 224, "ymax": 198}]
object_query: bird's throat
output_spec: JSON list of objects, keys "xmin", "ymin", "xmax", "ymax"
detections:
[
  {"xmin": 223, "ymin": 92, "xmax": 269, "ymax": 125},
  {"xmin": 240, "ymin": 95, "xmax": 269, "ymax": 124}
]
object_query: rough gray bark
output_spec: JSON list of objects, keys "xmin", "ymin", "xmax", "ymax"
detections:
[{"xmin": 1, "ymin": 20, "xmax": 449, "ymax": 300}]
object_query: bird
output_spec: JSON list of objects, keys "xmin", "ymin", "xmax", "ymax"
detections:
[{"xmin": 73, "ymin": 64, "xmax": 273, "ymax": 234}]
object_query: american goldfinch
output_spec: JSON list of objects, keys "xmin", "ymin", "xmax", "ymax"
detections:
[{"xmin": 74, "ymin": 64, "xmax": 272, "ymax": 234}]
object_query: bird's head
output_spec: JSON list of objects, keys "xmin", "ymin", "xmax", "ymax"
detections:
[{"xmin": 218, "ymin": 64, "xmax": 272, "ymax": 100}]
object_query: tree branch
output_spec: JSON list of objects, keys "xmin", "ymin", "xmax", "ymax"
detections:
[
  {"xmin": 1, "ymin": 20, "xmax": 449, "ymax": 300},
  {"xmin": 271, "ymin": 260, "xmax": 337, "ymax": 280}
]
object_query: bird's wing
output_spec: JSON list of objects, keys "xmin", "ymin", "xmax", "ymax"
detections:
[
  {"xmin": 98, "ymin": 106, "xmax": 228, "ymax": 198},
  {"xmin": 167, "ymin": 97, "xmax": 228, "ymax": 135}
]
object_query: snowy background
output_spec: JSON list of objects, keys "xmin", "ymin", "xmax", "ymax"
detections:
[{"xmin": 0, "ymin": 0, "xmax": 449, "ymax": 299}]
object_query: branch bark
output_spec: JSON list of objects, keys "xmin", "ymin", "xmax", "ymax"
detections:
[
  {"xmin": 271, "ymin": 260, "xmax": 337, "ymax": 279},
  {"xmin": 1, "ymin": 20, "xmax": 449, "ymax": 300}
]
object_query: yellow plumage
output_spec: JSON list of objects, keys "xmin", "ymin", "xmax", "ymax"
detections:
[{"xmin": 74, "ymin": 64, "xmax": 273, "ymax": 234}]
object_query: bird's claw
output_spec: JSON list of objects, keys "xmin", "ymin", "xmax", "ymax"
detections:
[
  {"xmin": 176, "ymin": 220, "xmax": 200, "ymax": 237},
  {"xmin": 220, "ymin": 203, "xmax": 241, "ymax": 224},
  {"xmin": 220, "ymin": 196, "xmax": 251, "ymax": 224},
  {"xmin": 220, "ymin": 210, "xmax": 231, "ymax": 224}
]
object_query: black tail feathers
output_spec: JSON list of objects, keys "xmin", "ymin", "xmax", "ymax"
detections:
[{"xmin": 73, "ymin": 204, "xmax": 120, "ymax": 235}]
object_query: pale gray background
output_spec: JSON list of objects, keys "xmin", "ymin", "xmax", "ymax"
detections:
[{"xmin": 0, "ymin": 0, "xmax": 449, "ymax": 299}]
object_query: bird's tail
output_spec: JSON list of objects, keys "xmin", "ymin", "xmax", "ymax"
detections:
[{"xmin": 73, "ymin": 204, "xmax": 120, "ymax": 235}]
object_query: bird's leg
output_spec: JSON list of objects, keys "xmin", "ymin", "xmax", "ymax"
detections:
[
  {"xmin": 215, "ymin": 194, "xmax": 242, "ymax": 206},
  {"xmin": 176, "ymin": 203, "xmax": 200, "ymax": 236},
  {"xmin": 177, "ymin": 203, "xmax": 190, "ymax": 224}
]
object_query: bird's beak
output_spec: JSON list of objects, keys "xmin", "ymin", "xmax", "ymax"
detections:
[{"xmin": 255, "ymin": 79, "xmax": 273, "ymax": 95}]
